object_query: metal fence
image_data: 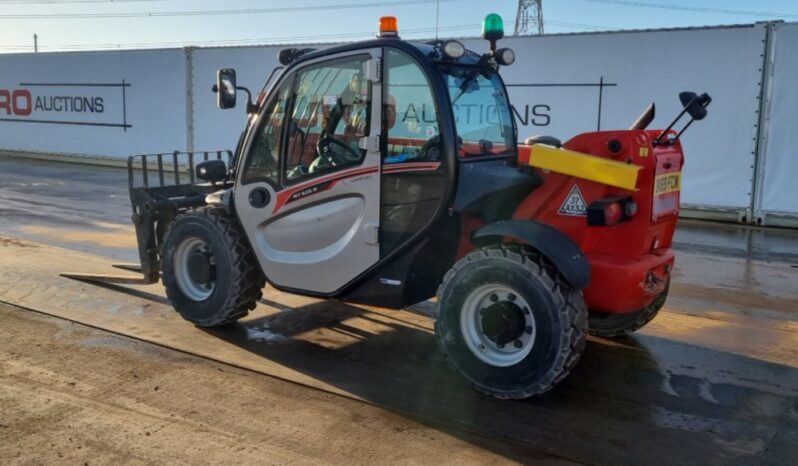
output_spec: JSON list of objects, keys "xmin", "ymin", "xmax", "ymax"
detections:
[{"xmin": 0, "ymin": 22, "xmax": 796, "ymax": 226}]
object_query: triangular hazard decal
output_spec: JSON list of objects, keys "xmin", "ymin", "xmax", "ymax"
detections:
[{"xmin": 558, "ymin": 185, "xmax": 587, "ymax": 216}]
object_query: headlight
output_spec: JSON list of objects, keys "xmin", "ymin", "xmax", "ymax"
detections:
[
  {"xmin": 496, "ymin": 47, "xmax": 515, "ymax": 65},
  {"xmin": 442, "ymin": 40, "xmax": 466, "ymax": 59}
]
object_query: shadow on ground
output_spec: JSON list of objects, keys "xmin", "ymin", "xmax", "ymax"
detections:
[{"xmin": 196, "ymin": 299, "xmax": 798, "ymax": 466}]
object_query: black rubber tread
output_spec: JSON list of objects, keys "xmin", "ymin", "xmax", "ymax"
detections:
[
  {"xmin": 587, "ymin": 281, "xmax": 669, "ymax": 338},
  {"xmin": 161, "ymin": 208, "xmax": 265, "ymax": 327},
  {"xmin": 435, "ymin": 244, "xmax": 588, "ymax": 399}
]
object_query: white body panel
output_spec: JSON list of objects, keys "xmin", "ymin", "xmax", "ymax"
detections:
[
  {"xmin": 234, "ymin": 49, "xmax": 382, "ymax": 294},
  {"xmin": 263, "ymin": 196, "xmax": 366, "ymax": 254}
]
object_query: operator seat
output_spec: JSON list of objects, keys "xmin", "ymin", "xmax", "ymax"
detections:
[{"xmin": 304, "ymin": 73, "xmax": 368, "ymax": 176}]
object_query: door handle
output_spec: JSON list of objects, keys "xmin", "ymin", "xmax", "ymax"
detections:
[
  {"xmin": 359, "ymin": 134, "xmax": 381, "ymax": 153},
  {"xmin": 249, "ymin": 188, "xmax": 271, "ymax": 208},
  {"xmin": 364, "ymin": 222, "xmax": 379, "ymax": 245}
]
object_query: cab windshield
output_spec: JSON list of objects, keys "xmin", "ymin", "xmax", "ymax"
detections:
[{"xmin": 444, "ymin": 67, "xmax": 516, "ymax": 157}]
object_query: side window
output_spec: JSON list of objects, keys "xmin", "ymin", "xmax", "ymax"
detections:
[
  {"xmin": 283, "ymin": 55, "xmax": 371, "ymax": 183},
  {"xmin": 380, "ymin": 49, "xmax": 445, "ymax": 256},
  {"xmin": 241, "ymin": 81, "xmax": 292, "ymax": 186},
  {"xmin": 384, "ymin": 49, "xmax": 440, "ymax": 163}
]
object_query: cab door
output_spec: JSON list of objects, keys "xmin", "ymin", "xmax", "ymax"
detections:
[{"xmin": 234, "ymin": 49, "xmax": 382, "ymax": 294}]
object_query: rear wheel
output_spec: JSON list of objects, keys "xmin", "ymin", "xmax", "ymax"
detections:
[
  {"xmin": 587, "ymin": 281, "xmax": 669, "ymax": 338},
  {"xmin": 161, "ymin": 208, "xmax": 265, "ymax": 327},
  {"xmin": 435, "ymin": 245, "xmax": 587, "ymax": 399}
]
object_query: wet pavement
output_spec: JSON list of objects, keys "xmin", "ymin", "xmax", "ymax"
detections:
[
  {"xmin": 1, "ymin": 154, "xmax": 797, "ymax": 465},
  {"xmin": 2, "ymin": 155, "xmax": 798, "ymax": 265},
  {"xmin": 0, "ymin": 156, "xmax": 136, "ymax": 261},
  {"xmin": 674, "ymin": 219, "xmax": 798, "ymax": 264}
]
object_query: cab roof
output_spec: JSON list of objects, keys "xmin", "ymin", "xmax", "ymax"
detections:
[{"xmin": 286, "ymin": 37, "xmax": 486, "ymax": 69}]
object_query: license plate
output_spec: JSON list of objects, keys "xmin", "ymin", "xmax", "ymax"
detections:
[{"xmin": 654, "ymin": 172, "xmax": 681, "ymax": 196}]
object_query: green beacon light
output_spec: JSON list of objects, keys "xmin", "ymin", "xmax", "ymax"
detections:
[{"xmin": 482, "ymin": 13, "xmax": 504, "ymax": 53}]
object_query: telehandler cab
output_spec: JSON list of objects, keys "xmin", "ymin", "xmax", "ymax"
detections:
[{"xmin": 64, "ymin": 14, "xmax": 710, "ymax": 399}]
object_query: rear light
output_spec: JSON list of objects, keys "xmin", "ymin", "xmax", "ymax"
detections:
[{"xmin": 587, "ymin": 197, "xmax": 636, "ymax": 226}]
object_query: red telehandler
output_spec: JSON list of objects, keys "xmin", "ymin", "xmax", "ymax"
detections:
[{"xmin": 64, "ymin": 14, "xmax": 710, "ymax": 398}]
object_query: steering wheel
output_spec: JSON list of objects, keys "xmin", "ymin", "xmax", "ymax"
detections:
[
  {"xmin": 417, "ymin": 135, "xmax": 442, "ymax": 161},
  {"xmin": 415, "ymin": 135, "xmax": 461, "ymax": 161},
  {"xmin": 312, "ymin": 135, "xmax": 362, "ymax": 172}
]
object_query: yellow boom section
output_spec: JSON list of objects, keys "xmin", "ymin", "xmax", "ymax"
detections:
[{"xmin": 528, "ymin": 144, "xmax": 642, "ymax": 191}]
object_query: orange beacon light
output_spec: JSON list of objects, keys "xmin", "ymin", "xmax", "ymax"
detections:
[{"xmin": 379, "ymin": 16, "xmax": 399, "ymax": 38}]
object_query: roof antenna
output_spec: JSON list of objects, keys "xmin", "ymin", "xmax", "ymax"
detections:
[{"xmin": 435, "ymin": 0, "xmax": 440, "ymax": 39}]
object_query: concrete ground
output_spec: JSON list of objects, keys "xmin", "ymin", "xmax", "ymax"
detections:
[
  {"xmin": 1, "ymin": 302, "xmax": 558, "ymax": 465},
  {"xmin": 0, "ymin": 155, "xmax": 797, "ymax": 465}
]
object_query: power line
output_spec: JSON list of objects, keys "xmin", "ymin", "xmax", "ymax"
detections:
[
  {"xmin": 0, "ymin": 0, "xmax": 464, "ymax": 19},
  {"xmin": 0, "ymin": 0, "xmax": 167, "ymax": 3},
  {"xmin": 0, "ymin": 19, "xmax": 612, "ymax": 51},
  {"xmin": 0, "ymin": 23, "xmax": 482, "ymax": 50},
  {"xmin": 546, "ymin": 19, "xmax": 615, "ymax": 30},
  {"xmin": 578, "ymin": 0, "xmax": 798, "ymax": 20}
]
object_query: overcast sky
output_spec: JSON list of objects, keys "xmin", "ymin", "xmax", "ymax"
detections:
[{"xmin": 1, "ymin": 0, "xmax": 797, "ymax": 53}]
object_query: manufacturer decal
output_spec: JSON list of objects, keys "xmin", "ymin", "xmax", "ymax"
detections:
[
  {"xmin": 286, "ymin": 180, "xmax": 333, "ymax": 205},
  {"xmin": 345, "ymin": 174, "xmax": 373, "ymax": 184},
  {"xmin": 558, "ymin": 185, "xmax": 587, "ymax": 216},
  {"xmin": 379, "ymin": 278, "xmax": 402, "ymax": 286},
  {"xmin": 273, "ymin": 165, "xmax": 379, "ymax": 213}
]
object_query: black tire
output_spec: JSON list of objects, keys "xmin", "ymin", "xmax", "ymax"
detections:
[
  {"xmin": 161, "ymin": 208, "xmax": 265, "ymax": 327},
  {"xmin": 435, "ymin": 244, "xmax": 587, "ymax": 399},
  {"xmin": 587, "ymin": 280, "xmax": 669, "ymax": 338}
]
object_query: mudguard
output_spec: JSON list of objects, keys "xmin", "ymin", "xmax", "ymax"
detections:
[{"xmin": 472, "ymin": 220, "xmax": 591, "ymax": 289}]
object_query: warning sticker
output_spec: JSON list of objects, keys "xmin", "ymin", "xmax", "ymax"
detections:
[{"xmin": 558, "ymin": 185, "xmax": 587, "ymax": 216}]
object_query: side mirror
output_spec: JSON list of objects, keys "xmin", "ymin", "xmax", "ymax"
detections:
[
  {"xmin": 196, "ymin": 159, "xmax": 227, "ymax": 183},
  {"xmin": 215, "ymin": 68, "xmax": 237, "ymax": 109},
  {"xmin": 679, "ymin": 91, "xmax": 711, "ymax": 121}
]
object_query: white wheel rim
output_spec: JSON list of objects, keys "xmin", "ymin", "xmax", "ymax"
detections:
[
  {"xmin": 174, "ymin": 237, "xmax": 215, "ymax": 301},
  {"xmin": 460, "ymin": 284, "xmax": 536, "ymax": 367}
]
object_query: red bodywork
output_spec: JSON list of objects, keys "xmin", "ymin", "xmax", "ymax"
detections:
[
  {"xmin": 517, "ymin": 130, "xmax": 683, "ymax": 314},
  {"xmin": 457, "ymin": 129, "xmax": 684, "ymax": 314},
  {"xmin": 288, "ymin": 125, "xmax": 682, "ymax": 314}
]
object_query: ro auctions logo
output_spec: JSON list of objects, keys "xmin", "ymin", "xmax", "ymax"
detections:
[
  {"xmin": 0, "ymin": 89, "xmax": 33, "ymax": 116},
  {"xmin": 0, "ymin": 80, "xmax": 131, "ymax": 130},
  {"xmin": 0, "ymin": 89, "xmax": 104, "ymax": 115}
]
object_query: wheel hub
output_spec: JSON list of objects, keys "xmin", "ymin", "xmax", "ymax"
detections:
[
  {"xmin": 460, "ymin": 284, "xmax": 537, "ymax": 367},
  {"xmin": 480, "ymin": 301, "xmax": 527, "ymax": 346},
  {"xmin": 187, "ymin": 250, "xmax": 215, "ymax": 284},
  {"xmin": 174, "ymin": 237, "xmax": 216, "ymax": 301}
]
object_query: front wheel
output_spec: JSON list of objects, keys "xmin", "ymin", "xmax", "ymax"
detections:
[
  {"xmin": 161, "ymin": 209, "xmax": 265, "ymax": 327},
  {"xmin": 435, "ymin": 245, "xmax": 587, "ymax": 399}
]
